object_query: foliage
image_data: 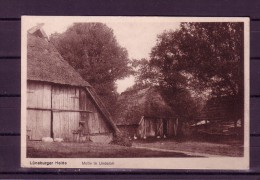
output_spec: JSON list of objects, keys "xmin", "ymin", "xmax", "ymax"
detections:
[
  {"xmin": 111, "ymin": 132, "xmax": 132, "ymax": 147},
  {"xmin": 134, "ymin": 22, "xmax": 244, "ymax": 123},
  {"xmin": 133, "ymin": 59, "xmax": 202, "ymax": 122},
  {"xmin": 150, "ymin": 22, "xmax": 244, "ymax": 98},
  {"xmin": 144, "ymin": 88, "xmax": 175, "ymax": 118},
  {"xmin": 50, "ymin": 23, "xmax": 132, "ymax": 114}
]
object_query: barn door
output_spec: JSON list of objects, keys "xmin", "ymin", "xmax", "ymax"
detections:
[
  {"xmin": 27, "ymin": 82, "xmax": 52, "ymax": 140},
  {"xmin": 52, "ymin": 112, "xmax": 80, "ymax": 141},
  {"xmin": 156, "ymin": 119, "xmax": 164, "ymax": 137},
  {"xmin": 51, "ymin": 86, "xmax": 81, "ymax": 141},
  {"xmin": 79, "ymin": 89, "xmax": 89, "ymax": 134},
  {"xmin": 27, "ymin": 110, "xmax": 51, "ymax": 140}
]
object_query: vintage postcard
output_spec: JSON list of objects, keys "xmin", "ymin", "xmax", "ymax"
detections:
[{"xmin": 21, "ymin": 16, "xmax": 250, "ymax": 169}]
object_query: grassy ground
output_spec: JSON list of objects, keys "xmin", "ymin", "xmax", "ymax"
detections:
[
  {"xmin": 133, "ymin": 138, "xmax": 243, "ymax": 157},
  {"xmin": 27, "ymin": 141, "xmax": 193, "ymax": 158},
  {"xmin": 27, "ymin": 137, "xmax": 243, "ymax": 158}
]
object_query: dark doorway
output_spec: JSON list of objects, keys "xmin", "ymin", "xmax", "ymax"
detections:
[{"xmin": 163, "ymin": 119, "xmax": 168, "ymax": 136}]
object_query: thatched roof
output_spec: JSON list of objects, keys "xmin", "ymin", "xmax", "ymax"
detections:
[
  {"xmin": 27, "ymin": 26, "xmax": 120, "ymax": 135},
  {"xmin": 114, "ymin": 87, "xmax": 175, "ymax": 125},
  {"xmin": 195, "ymin": 95, "xmax": 240, "ymax": 122},
  {"xmin": 27, "ymin": 33, "xmax": 90, "ymax": 87}
]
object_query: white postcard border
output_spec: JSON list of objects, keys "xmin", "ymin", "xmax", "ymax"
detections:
[{"xmin": 21, "ymin": 16, "xmax": 250, "ymax": 170}]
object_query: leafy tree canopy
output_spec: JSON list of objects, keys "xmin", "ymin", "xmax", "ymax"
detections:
[
  {"xmin": 150, "ymin": 22, "xmax": 244, "ymax": 98},
  {"xmin": 134, "ymin": 22, "xmax": 244, "ymax": 122},
  {"xmin": 50, "ymin": 23, "xmax": 132, "ymax": 114}
]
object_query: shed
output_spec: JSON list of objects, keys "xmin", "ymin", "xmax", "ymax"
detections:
[
  {"xmin": 114, "ymin": 87, "xmax": 178, "ymax": 139},
  {"xmin": 194, "ymin": 96, "xmax": 243, "ymax": 135},
  {"xmin": 26, "ymin": 25, "xmax": 120, "ymax": 143}
]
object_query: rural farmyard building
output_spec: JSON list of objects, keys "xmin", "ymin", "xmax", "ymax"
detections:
[
  {"xmin": 114, "ymin": 87, "xmax": 178, "ymax": 139},
  {"xmin": 26, "ymin": 25, "xmax": 120, "ymax": 143},
  {"xmin": 193, "ymin": 95, "xmax": 243, "ymax": 136}
]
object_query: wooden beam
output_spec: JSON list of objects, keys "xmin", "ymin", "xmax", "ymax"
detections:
[
  {"xmin": 138, "ymin": 116, "xmax": 144, "ymax": 125},
  {"xmin": 27, "ymin": 107, "xmax": 92, "ymax": 113},
  {"xmin": 85, "ymin": 132, "xmax": 112, "ymax": 136},
  {"xmin": 86, "ymin": 87, "xmax": 121, "ymax": 135},
  {"xmin": 144, "ymin": 116, "xmax": 175, "ymax": 120}
]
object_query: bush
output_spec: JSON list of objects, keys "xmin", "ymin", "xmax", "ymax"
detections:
[{"xmin": 111, "ymin": 134, "xmax": 132, "ymax": 147}]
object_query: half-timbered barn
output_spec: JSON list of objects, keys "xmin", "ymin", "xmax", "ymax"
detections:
[
  {"xmin": 26, "ymin": 25, "xmax": 120, "ymax": 143},
  {"xmin": 114, "ymin": 87, "xmax": 178, "ymax": 139}
]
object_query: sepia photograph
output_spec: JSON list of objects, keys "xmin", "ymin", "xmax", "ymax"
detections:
[{"xmin": 21, "ymin": 16, "xmax": 249, "ymax": 169}]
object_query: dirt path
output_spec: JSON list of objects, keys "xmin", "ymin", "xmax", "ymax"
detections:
[
  {"xmin": 133, "ymin": 140, "xmax": 243, "ymax": 157},
  {"xmin": 26, "ymin": 140, "xmax": 243, "ymax": 158},
  {"xmin": 133, "ymin": 145, "xmax": 218, "ymax": 157},
  {"xmin": 27, "ymin": 141, "xmax": 193, "ymax": 158}
]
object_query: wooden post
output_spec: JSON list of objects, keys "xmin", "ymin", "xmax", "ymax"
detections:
[
  {"xmin": 50, "ymin": 85, "xmax": 54, "ymax": 138},
  {"xmin": 144, "ymin": 118, "xmax": 146, "ymax": 138},
  {"xmin": 174, "ymin": 118, "xmax": 178, "ymax": 137}
]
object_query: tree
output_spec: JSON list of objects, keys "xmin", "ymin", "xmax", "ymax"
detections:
[
  {"xmin": 135, "ymin": 22, "xmax": 244, "ymax": 128},
  {"xmin": 133, "ymin": 58, "xmax": 203, "ymax": 122},
  {"xmin": 150, "ymin": 22, "xmax": 243, "ymax": 97},
  {"xmin": 50, "ymin": 23, "xmax": 132, "ymax": 114}
]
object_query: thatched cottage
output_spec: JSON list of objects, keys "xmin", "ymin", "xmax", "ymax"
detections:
[
  {"xmin": 26, "ymin": 25, "xmax": 120, "ymax": 143},
  {"xmin": 114, "ymin": 87, "xmax": 178, "ymax": 139}
]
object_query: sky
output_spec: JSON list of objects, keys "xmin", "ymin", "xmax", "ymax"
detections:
[{"xmin": 25, "ymin": 17, "xmax": 180, "ymax": 93}]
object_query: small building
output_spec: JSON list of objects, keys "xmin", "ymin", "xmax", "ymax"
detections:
[
  {"xmin": 26, "ymin": 25, "xmax": 120, "ymax": 143},
  {"xmin": 114, "ymin": 87, "xmax": 178, "ymax": 139},
  {"xmin": 194, "ymin": 96, "xmax": 243, "ymax": 135}
]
